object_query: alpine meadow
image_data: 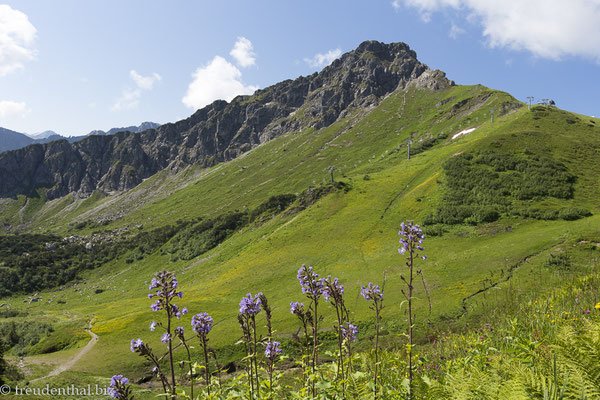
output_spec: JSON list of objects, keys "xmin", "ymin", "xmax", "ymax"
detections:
[{"xmin": 0, "ymin": 28, "xmax": 600, "ymax": 400}]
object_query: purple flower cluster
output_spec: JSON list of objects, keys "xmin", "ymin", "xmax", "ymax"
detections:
[
  {"xmin": 148, "ymin": 272, "xmax": 181, "ymax": 298},
  {"xmin": 161, "ymin": 333, "xmax": 171, "ymax": 344},
  {"xmin": 130, "ymin": 338, "xmax": 143, "ymax": 353},
  {"xmin": 341, "ymin": 322, "xmax": 358, "ymax": 343},
  {"xmin": 191, "ymin": 312, "xmax": 213, "ymax": 336},
  {"xmin": 297, "ymin": 265, "xmax": 325, "ymax": 298},
  {"xmin": 108, "ymin": 375, "xmax": 130, "ymax": 399},
  {"xmin": 239, "ymin": 293, "xmax": 262, "ymax": 315},
  {"xmin": 110, "ymin": 374, "xmax": 129, "ymax": 387},
  {"xmin": 322, "ymin": 275, "xmax": 344, "ymax": 302},
  {"xmin": 148, "ymin": 271, "xmax": 186, "ymax": 314},
  {"xmin": 361, "ymin": 282, "xmax": 383, "ymax": 302},
  {"xmin": 172, "ymin": 304, "xmax": 188, "ymax": 319},
  {"xmin": 174, "ymin": 326, "xmax": 184, "ymax": 338},
  {"xmin": 290, "ymin": 301, "xmax": 304, "ymax": 315},
  {"xmin": 265, "ymin": 340, "xmax": 282, "ymax": 358},
  {"xmin": 398, "ymin": 220, "xmax": 427, "ymax": 261},
  {"xmin": 150, "ymin": 302, "xmax": 188, "ymax": 319}
]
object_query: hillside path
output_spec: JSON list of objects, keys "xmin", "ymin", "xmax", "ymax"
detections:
[
  {"xmin": 30, "ymin": 319, "xmax": 98, "ymax": 383},
  {"xmin": 18, "ymin": 198, "xmax": 29, "ymax": 224}
]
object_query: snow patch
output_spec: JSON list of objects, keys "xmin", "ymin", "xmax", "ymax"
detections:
[{"xmin": 451, "ymin": 127, "xmax": 476, "ymax": 140}]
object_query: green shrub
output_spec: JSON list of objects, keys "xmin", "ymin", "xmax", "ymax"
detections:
[
  {"xmin": 166, "ymin": 193, "xmax": 300, "ymax": 261},
  {"xmin": 423, "ymin": 224, "xmax": 447, "ymax": 237},
  {"xmin": 544, "ymin": 253, "xmax": 571, "ymax": 270},
  {"xmin": 475, "ymin": 207, "xmax": 500, "ymax": 223},
  {"xmin": 429, "ymin": 149, "xmax": 576, "ymax": 225},
  {"xmin": 27, "ymin": 328, "xmax": 85, "ymax": 355},
  {"xmin": 0, "ymin": 321, "xmax": 54, "ymax": 356},
  {"xmin": 558, "ymin": 207, "xmax": 592, "ymax": 221}
]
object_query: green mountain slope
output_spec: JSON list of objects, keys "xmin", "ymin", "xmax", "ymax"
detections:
[{"xmin": 1, "ymin": 76, "xmax": 599, "ymax": 396}]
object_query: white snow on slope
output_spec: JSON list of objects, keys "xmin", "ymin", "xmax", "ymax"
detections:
[{"xmin": 452, "ymin": 127, "xmax": 476, "ymax": 140}]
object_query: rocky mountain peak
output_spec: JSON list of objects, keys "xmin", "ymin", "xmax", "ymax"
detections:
[
  {"xmin": 354, "ymin": 40, "xmax": 414, "ymax": 59},
  {"xmin": 0, "ymin": 41, "xmax": 454, "ymax": 200}
]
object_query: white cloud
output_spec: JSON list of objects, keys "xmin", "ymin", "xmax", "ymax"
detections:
[
  {"xmin": 130, "ymin": 70, "xmax": 161, "ymax": 90},
  {"xmin": 111, "ymin": 88, "xmax": 140, "ymax": 111},
  {"xmin": 304, "ymin": 48, "xmax": 342, "ymax": 69},
  {"xmin": 182, "ymin": 56, "xmax": 258, "ymax": 110},
  {"xmin": 111, "ymin": 70, "xmax": 161, "ymax": 111},
  {"xmin": 0, "ymin": 100, "xmax": 28, "ymax": 118},
  {"xmin": 0, "ymin": 5, "xmax": 37, "ymax": 77},
  {"xmin": 229, "ymin": 37, "xmax": 256, "ymax": 67},
  {"xmin": 400, "ymin": 0, "xmax": 600, "ymax": 61},
  {"xmin": 449, "ymin": 22, "xmax": 465, "ymax": 39}
]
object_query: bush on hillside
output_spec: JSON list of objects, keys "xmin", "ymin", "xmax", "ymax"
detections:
[
  {"xmin": 558, "ymin": 207, "xmax": 592, "ymax": 221},
  {"xmin": 0, "ymin": 321, "xmax": 54, "ymax": 356},
  {"xmin": 426, "ymin": 150, "xmax": 579, "ymax": 225}
]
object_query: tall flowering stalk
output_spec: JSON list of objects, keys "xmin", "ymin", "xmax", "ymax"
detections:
[
  {"xmin": 323, "ymin": 275, "xmax": 350, "ymax": 389},
  {"xmin": 129, "ymin": 271, "xmax": 188, "ymax": 398},
  {"xmin": 239, "ymin": 292, "xmax": 262, "ymax": 399},
  {"xmin": 192, "ymin": 312, "xmax": 213, "ymax": 394},
  {"xmin": 173, "ymin": 325, "xmax": 194, "ymax": 400},
  {"xmin": 362, "ymin": 282, "xmax": 384, "ymax": 399},
  {"xmin": 297, "ymin": 265, "xmax": 325, "ymax": 399},
  {"xmin": 398, "ymin": 221, "xmax": 427, "ymax": 400},
  {"xmin": 130, "ymin": 338, "xmax": 171, "ymax": 393},
  {"xmin": 108, "ymin": 375, "xmax": 133, "ymax": 400},
  {"xmin": 265, "ymin": 340, "xmax": 282, "ymax": 397},
  {"xmin": 258, "ymin": 293, "xmax": 279, "ymax": 397},
  {"xmin": 290, "ymin": 301, "xmax": 312, "ymax": 377},
  {"xmin": 340, "ymin": 322, "xmax": 358, "ymax": 373},
  {"xmin": 147, "ymin": 270, "xmax": 188, "ymax": 398}
]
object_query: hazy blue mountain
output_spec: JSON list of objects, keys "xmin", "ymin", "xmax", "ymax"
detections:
[
  {"xmin": 28, "ymin": 130, "xmax": 61, "ymax": 140},
  {"xmin": 0, "ymin": 127, "xmax": 35, "ymax": 153},
  {"xmin": 85, "ymin": 121, "xmax": 160, "ymax": 137},
  {"xmin": 0, "ymin": 122, "xmax": 160, "ymax": 153}
]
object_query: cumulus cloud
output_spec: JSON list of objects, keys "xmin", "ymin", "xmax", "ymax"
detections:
[
  {"xmin": 0, "ymin": 100, "xmax": 28, "ymax": 118},
  {"xmin": 182, "ymin": 56, "xmax": 258, "ymax": 110},
  {"xmin": 449, "ymin": 22, "xmax": 465, "ymax": 39},
  {"xmin": 130, "ymin": 70, "xmax": 161, "ymax": 90},
  {"xmin": 229, "ymin": 37, "xmax": 256, "ymax": 67},
  {"xmin": 304, "ymin": 48, "xmax": 342, "ymax": 68},
  {"xmin": 400, "ymin": 0, "xmax": 600, "ymax": 61},
  {"xmin": 0, "ymin": 5, "xmax": 37, "ymax": 77},
  {"xmin": 111, "ymin": 70, "xmax": 161, "ymax": 111}
]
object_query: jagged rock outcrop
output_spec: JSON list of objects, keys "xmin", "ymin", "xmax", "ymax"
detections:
[{"xmin": 0, "ymin": 41, "xmax": 453, "ymax": 199}]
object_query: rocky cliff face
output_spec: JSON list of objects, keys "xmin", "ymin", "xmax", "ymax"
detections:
[{"xmin": 0, "ymin": 41, "xmax": 453, "ymax": 199}]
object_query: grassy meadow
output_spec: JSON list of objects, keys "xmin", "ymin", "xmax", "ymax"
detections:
[{"xmin": 1, "ymin": 83, "xmax": 599, "ymax": 399}]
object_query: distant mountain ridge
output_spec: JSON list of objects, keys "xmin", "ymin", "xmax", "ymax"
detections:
[
  {"xmin": 0, "ymin": 127, "xmax": 36, "ymax": 153},
  {"xmin": 0, "ymin": 122, "xmax": 160, "ymax": 154},
  {"xmin": 0, "ymin": 41, "xmax": 453, "ymax": 199},
  {"xmin": 84, "ymin": 121, "xmax": 160, "ymax": 138},
  {"xmin": 27, "ymin": 130, "xmax": 61, "ymax": 140}
]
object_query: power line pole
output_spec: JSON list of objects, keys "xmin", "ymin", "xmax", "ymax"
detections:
[
  {"xmin": 526, "ymin": 96, "xmax": 534, "ymax": 110},
  {"xmin": 407, "ymin": 139, "xmax": 412, "ymax": 160},
  {"xmin": 326, "ymin": 166, "xmax": 335, "ymax": 183},
  {"xmin": 490, "ymin": 108, "xmax": 495, "ymax": 124}
]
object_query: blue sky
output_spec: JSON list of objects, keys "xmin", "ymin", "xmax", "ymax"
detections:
[{"xmin": 1, "ymin": 0, "xmax": 599, "ymax": 137}]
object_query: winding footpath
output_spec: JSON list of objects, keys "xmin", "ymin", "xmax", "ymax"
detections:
[{"xmin": 30, "ymin": 319, "xmax": 98, "ymax": 383}]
